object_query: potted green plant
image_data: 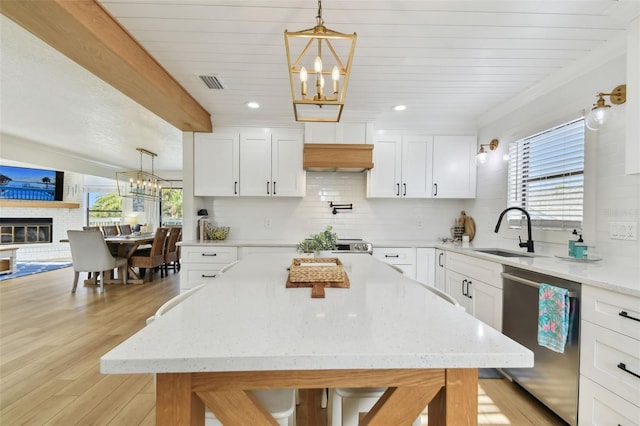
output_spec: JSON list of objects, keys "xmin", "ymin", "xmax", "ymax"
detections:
[{"xmin": 296, "ymin": 225, "xmax": 338, "ymax": 257}]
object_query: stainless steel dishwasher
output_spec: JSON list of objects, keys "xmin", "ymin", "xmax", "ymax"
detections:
[{"xmin": 501, "ymin": 266, "xmax": 581, "ymax": 426}]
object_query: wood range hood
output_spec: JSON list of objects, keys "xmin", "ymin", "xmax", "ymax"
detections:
[{"xmin": 303, "ymin": 144, "xmax": 374, "ymax": 172}]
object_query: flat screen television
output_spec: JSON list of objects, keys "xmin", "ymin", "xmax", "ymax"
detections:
[{"xmin": 0, "ymin": 165, "xmax": 64, "ymax": 201}]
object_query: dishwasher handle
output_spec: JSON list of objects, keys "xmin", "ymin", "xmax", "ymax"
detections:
[{"xmin": 501, "ymin": 272, "xmax": 577, "ymax": 298}]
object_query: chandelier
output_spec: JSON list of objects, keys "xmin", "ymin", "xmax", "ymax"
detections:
[
  {"xmin": 116, "ymin": 148, "xmax": 170, "ymax": 200},
  {"xmin": 284, "ymin": 0, "xmax": 357, "ymax": 122}
]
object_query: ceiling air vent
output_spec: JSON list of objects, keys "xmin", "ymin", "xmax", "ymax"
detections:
[{"xmin": 198, "ymin": 74, "xmax": 225, "ymax": 90}]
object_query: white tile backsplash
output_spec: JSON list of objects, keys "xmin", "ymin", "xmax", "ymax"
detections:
[{"xmin": 203, "ymin": 172, "xmax": 466, "ymax": 243}]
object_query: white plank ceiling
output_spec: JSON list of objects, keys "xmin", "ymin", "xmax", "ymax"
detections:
[{"xmin": 1, "ymin": 1, "xmax": 639, "ymax": 174}]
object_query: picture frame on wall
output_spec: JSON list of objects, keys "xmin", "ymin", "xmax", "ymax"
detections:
[{"xmin": 132, "ymin": 197, "xmax": 144, "ymax": 212}]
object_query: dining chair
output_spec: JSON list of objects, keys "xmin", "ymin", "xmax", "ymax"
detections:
[
  {"xmin": 67, "ymin": 230, "xmax": 128, "ymax": 293},
  {"xmin": 129, "ymin": 227, "xmax": 169, "ymax": 281},
  {"xmin": 80, "ymin": 226, "xmax": 105, "ymax": 280},
  {"xmin": 385, "ymin": 263, "xmax": 404, "ymax": 274},
  {"xmin": 163, "ymin": 227, "xmax": 182, "ymax": 274},
  {"xmin": 219, "ymin": 259, "xmax": 239, "ymax": 274},
  {"xmin": 327, "ymin": 282, "xmax": 462, "ymax": 426},
  {"xmin": 101, "ymin": 225, "xmax": 119, "ymax": 236},
  {"xmin": 118, "ymin": 224, "xmax": 132, "ymax": 235},
  {"xmin": 146, "ymin": 283, "xmax": 297, "ymax": 426}
]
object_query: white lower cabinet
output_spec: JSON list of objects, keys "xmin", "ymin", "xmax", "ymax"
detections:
[
  {"xmin": 179, "ymin": 245, "xmax": 238, "ymax": 291},
  {"xmin": 372, "ymin": 247, "xmax": 416, "ymax": 280},
  {"xmin": 579, "ymin": 285, "xmax": 640, "ymax": 425},
  {"xmin": 579, "ymin": 376, "xmax": 640, "ymax": 425},
  {"xmin": 444, "ymin": 251, "xmax": 502, "ymax": 331},
  {"xmin": 415, "ymin": 248, "xmax": 435, "ymax": 287}
]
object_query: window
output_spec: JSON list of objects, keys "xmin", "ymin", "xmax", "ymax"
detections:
[
  {"xmin": 87, "ymin": 192, "xmax": 122, "ymax": 227},
  {"xmin": 160, "ymin": 187, "xmax": 183, "ymax": 227},
  {"xmin": 507, "ymin": 118, "xmax": 584, "ymax": 230}
]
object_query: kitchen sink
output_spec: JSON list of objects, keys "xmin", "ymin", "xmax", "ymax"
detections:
[{"xmin": 473, "ymin": 248, "xmax": 536, "ymax": 257}]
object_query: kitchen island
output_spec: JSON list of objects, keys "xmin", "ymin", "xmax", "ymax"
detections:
[{"xmin": 101, "ymin": 253, "xmax": 532, "ymax": 425}]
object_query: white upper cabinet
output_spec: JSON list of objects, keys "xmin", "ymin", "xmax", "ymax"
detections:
[
  {"xmin": 240, "ymin": 132, "xmax": 305, "ymax": 197},
  {"xmin": 240, "ymin": 133, "xmax": 272, "ymax": 196},
  {"xmin": 194, "ymin": 133, "xmax": 239, "ymax": 196},
  {"xmin": 271, "ymin": 133, "xmax": 306, "ymax": 197},
  {"xmin": 402, "ymin": 136, "xmax": 434, "ymax": 197},
  {"xmin": 432, "ymin": 135, "xmax": 477, "ymax": 198},
  {"xmin": 367, "ymin": 134, "xmax": 434, "ymax": 198},
  {"xmin": 304, "ymin": 122, "xmax": 368, "ymax": 144},
  {"xmin": 367, "ymin": 135, "xmax": 403, "ymax": 197}
]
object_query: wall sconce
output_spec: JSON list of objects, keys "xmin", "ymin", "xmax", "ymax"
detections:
[
  {"xmin": 585, "ymin": 84, "xmax": 626, "ymax": 130},
  {"xmin": 476, "ymin": 139, "xmax": 499, "ymax": 165}
]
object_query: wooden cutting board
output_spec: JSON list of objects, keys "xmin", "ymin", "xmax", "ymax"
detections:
[
  {"xmin": 457, "ymin": 211, "xmax": 476, "ymax": 242},
  {"xmin": 286, "ymin": 273, "xmax": 350, "ymax": 298},
  {"xmin": 464, "ymin": 215, "xmax": 476, "ymax": 241}
]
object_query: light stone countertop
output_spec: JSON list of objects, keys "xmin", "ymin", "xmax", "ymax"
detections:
[
  {"xmin": 101, "ymin": 253, "xmax": 532, "ymax": 374},
  {"xmin": 438, "ymin": 244, "xmax": 640, "ymax": 297},
  {"xmin": 179, "ymin": 239, "xmax": 298, "ymax": 247},
  {"xmin": 179, "ymin": 239, "xmax": 638, "ymax": 296}
]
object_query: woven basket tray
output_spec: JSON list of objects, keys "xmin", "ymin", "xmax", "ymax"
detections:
[{"xmin": 288, "ymin": 257, "xmax": 345, "ymax": 283}]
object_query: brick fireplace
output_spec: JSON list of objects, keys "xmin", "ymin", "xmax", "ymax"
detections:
[{"xmin": 0, "ymin": 218, "xmax": 53, "ymax": 245}]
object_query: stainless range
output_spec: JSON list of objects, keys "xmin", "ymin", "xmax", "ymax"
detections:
[{"xmin": 335, "ymin": 239, "xmax": 373, "ymax": 254}]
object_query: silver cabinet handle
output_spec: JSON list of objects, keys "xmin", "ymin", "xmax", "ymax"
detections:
[
  {"xmin": 273, "ymin": 181, "xmax": 276, "ymax": 195},
  {"xmin": 234, "ymin": 181, "xmax": 238, "ymax": 195},
  {"xmin": 266, "ymin": 181, "xmax": 270, "ymax": 194},
  {"xmin": 438, "ymin": 252, "xmax": 444, "ymax": 267},
  {"xmin": 467, "ymin": 280, "xmax": 472, "ymax": 299},
  {"xmin": 462, "ymin": 279, "xmax": 467, "ymax": 296},
  {"xmin": 202, "ymin": 274, "xmax": 217, "ymax": 278},
  {"xmin": 201, "ymin": 253, "xmax": 217, "ymax": 256},
  {"xmin": 433, "ymin": 183, "xmax": 438, "ymax": 196},
  {"xmin": 385, "ymin": 254, "xmax": 400, "ymax": 258},
  {"xmin": 396, "ymin": 183, "xmax": 400, "ymax": 196},
  {"xmin": 403, "ymin": 183, "xmax": 407, "ymax": 196}
]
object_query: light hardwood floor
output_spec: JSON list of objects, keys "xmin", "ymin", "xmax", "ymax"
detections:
[{"xmin": 0, "ymin": 265, "xmax": 566, "ymax": 425}]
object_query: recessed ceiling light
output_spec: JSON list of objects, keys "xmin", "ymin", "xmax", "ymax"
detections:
[
  {"xmin": 392, "ymin": 105, "xmax": 406, "ymax": 111},
  {"xmin": 246, "ymin": 102, "xmax": 260, "ymax": 109}
]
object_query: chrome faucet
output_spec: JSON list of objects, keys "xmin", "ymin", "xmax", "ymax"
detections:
[{"xmin": 494, "ymin": 207, "xmax": 535, "ymax": 253}]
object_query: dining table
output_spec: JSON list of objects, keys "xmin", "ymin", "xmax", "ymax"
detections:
[
  {"xmin": 103, "ymin": 233, "xmax": 155, "ymax": 284},
  {"xmin": 100, "ymin": 253, "xmax": 533, "ymax": 425}
]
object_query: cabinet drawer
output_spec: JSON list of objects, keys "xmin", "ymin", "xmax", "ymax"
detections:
[
  {"xmin": 446, "ymin": 252, "xmax": 502, "ymax": 288},
  {"xmin": 581, "ymin": 321, "xmax": 640, "ymax": 402},
  {"xmin": 372, "ymin": 247, "xmax": 416, "ymax": 264},
  {"xmin": 180, "ymin": 246, "xmax": 238, "ymax": 264},
  {"xmin": 579, "ymin": 376, "xmax": 639, "ymax": 425},
  {"xmin": 184, "ymin": 267, "xmax": 223, "ymax": 283},
  {"xmin": 583, "ymin": 285, "xmax": 640, "ymax": 340}
]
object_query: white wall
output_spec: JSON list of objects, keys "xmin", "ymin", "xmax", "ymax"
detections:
[
  {"xmin": 469, "ymin": 55, "xmax": 640, "ymax": 263},
  {"xmin": 196, "ymin": 172, "xmax": 466, "ymax": 243}
]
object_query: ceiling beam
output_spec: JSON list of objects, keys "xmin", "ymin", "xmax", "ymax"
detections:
[{"xmin": 0, "ymin": 0, "xmax": 213, "ymax": 133}]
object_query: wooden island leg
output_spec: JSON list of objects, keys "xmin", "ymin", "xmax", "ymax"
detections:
[
  {"xmin": 156, "ymin": 373, "xmax": 205, "ymax": 426},
  {"xmin": 428, "ymin": 368, "xmax": 478, "ymax": 425}
]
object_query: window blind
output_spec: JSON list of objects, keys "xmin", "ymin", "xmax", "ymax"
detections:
[{"xmin": 507, "ymin": 118, "xmax": 584, "ymax": 230}]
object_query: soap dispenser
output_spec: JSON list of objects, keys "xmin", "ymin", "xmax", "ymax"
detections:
[
  {"xmin": 568, "ymin": 229, "xmax": 579, "ymax": 256},
  {"xmin": 574, "ymin": 234, "xmax": 587, "ymax": 259}
]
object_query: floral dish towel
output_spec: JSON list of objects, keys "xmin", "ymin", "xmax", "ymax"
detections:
[{"xmin": 537, "ymin": 283, "xmax": 570, "ymax": 353}]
